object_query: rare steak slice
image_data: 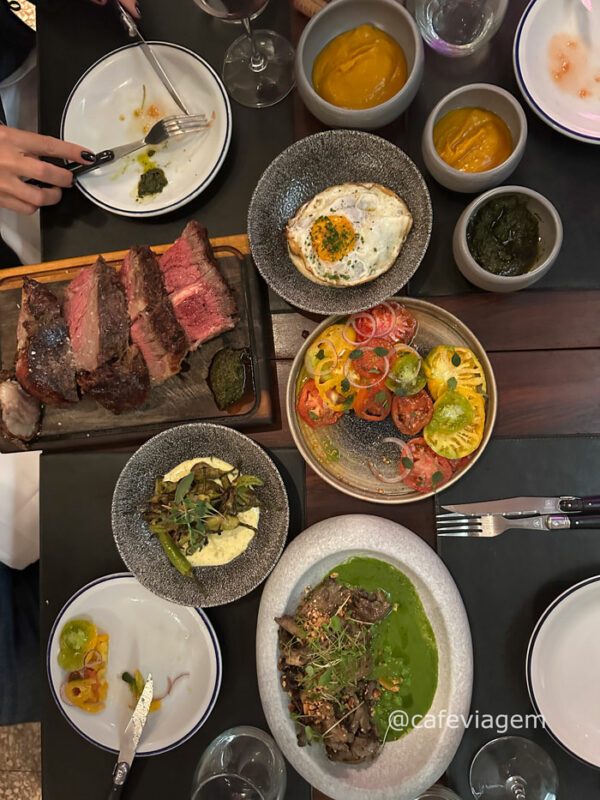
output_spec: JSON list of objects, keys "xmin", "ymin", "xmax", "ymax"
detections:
[
  {"xmin": 77, "ymin": 346, "xmax": 150, "ymax": 414},
  {"xmin": 64, "ymin": 257, "xmax": 150, "ymax": 412},
  {"xmin": 159, "ymin": 221, "xmax": 237, "ymax": 350},
  {"xmin": 0, "ymin": 372, "xmax": 41, "ymax": 445},
  {"xmin": 16, "ymin": 278, "xmax": 78, "ymax": 406},
  {"xmin": 64, "ymin": 256, "xmax": 130, "ymax": 372},
  {"xmin": 121, "ymin": 245, "xmax": 188, "ymax": 383}
]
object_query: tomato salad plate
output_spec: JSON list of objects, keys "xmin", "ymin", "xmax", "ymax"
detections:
[
  {"xmin": 287, "ymin": 298, "xmax": 497, "ymax": 503},
  {"xmin": 47, "ymin": 573, "xmax": 221, "ymax": 755}
]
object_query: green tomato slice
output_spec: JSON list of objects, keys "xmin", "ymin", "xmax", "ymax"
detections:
[
  {"xmin": 427, "ymin": 390, "xmax": 474, "ymax": 434},
  {"xmin": 385, "ymin": 353, "xmax": 426, "ymax": 396},
  {"xmin": 58, "ymin": 619, "xmax": 97, "ymax": 671}
]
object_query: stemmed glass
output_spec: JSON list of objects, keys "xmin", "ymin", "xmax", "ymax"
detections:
[
  {"xmin": 193, "ymin": 0, "xmax": 295, "ymax": 108},
  {"xmin": 469, "ymin": 736, "xmax": 558, "ymax": 800},
  {"xmin": 191, "ymin": 726, "xmax": 286, "ymax": 800}
]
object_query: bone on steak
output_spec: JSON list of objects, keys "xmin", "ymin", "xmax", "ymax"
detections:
[
  {"xmin": 121, "ymin": 245, "xmax": 187, "ymax": 383},
  {"xmin": 159, "ymin": 221, "xmax": 237, "ymax": 351},
  {"xmin": 16, "ymin": 278, "xmax": 78, "ymax": 406},
  {"xmin": 64, "ymin": 257, "xmax": 150, "ymax": 411},
  {"xmin": 0, "ymin": 372, "xmax": 41, "ymax": 445}
]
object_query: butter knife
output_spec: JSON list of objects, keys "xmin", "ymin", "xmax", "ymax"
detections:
[
  {"xmin": 442, "ymin": 495, "xmax": 600, "ymax": 518},
  {"xmin": 108, "ymin": 674, "xmax": 153, "ymax": 798},
  {"xmin": 112, "ymin": 1, "xmax": 191, "ymax": 116}
]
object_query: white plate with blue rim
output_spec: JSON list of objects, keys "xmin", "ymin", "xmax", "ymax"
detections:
[
  {"xmin": 526, "ymin": 575, "xmax": 600, "ymax": 769},
  {"xmin": 513, "ymin": 0, "xmax": 600, "ymax": 144},
  {"xmin": 61, "ymin": 42, "xmax": 232, "ymax": 216},
  {"xmin": 47, "ymin": 573, "xmax": 222, "ymax": 755}
]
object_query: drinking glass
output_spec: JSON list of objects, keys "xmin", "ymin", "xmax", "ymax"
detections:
[
  {"xmin": 469, "ymin": 736, "xmax": 558, "ymax": 800},
  {"xmin": 191, "ymin": 726, "xmax": 286, "ymax": 800},
  {"xmin": 193, "ymin": 0, "xmax": 295, "ymax": 108},
  {"xmin": 414, "ymin": 0, "xmax": 508, "ymax": 57}
]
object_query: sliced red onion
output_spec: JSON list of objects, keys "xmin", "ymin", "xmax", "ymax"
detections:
[
  {"xmin": 316, "ymin": 338, "xmax": 339, "ymax": 369},
  {"xmin": 393, "ymin": 342, "xmax": 420, "ymax": 359},
  {"xmin": 382, "ymin": 437, "xmax": 414, "ymax": 480},
  {"xmin": 83, "ymin": 649, "xmax": 103, "ymax": 668},
  {"xmin": 343, "ymin": 311, "xmax": 376, "ymax": 345},
  {"xmin": 343, "ymin": 349, "xmax": 389, "ymax": 389},
  {"xmin": 389, "ymin": 301, "xmax": 419, "ymax": 343},
  {"xmin": 374, "ymin": 302, "xmax": 396, "ymax": 338},
  {"xmin": 154, "ymin": 672, "xmax": 190, "ymax": 701}
]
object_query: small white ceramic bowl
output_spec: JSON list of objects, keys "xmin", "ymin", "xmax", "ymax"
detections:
[
  {"xmin": 453, "ymin": 185, "xmax": 563, "ymax": 292},
  {"xmin": 295, "ymin": 0, "xmax": 424, "ymax": 130},
  {"xmin": 422, "ymin": 83, "xmax": 527, "ymax": 193}
]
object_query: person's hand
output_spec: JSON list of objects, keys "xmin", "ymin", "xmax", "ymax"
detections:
[
  {"xmin": 90, "ymin": 0, "xmax": 140, "ymax": 17},
  {"xmin": 0, "ymin": 127, "xmax": 95, "ymax": 215}
]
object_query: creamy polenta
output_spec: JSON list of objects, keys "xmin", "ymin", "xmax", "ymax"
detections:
[{"xmin": 163, "ymin": 457, "xmax": 259, "ymax": 567}]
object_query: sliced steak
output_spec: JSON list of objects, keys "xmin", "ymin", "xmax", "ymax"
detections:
[
  {"xmin": 0, "ymin": 373, "xmax": 41, "ymax": 445},
  {"xmin": 77, "ymin": 346, "xmax": 149, "ymax": 414},
  {"xmin": 16, "ymin": 278, "xmax": 78, "ymax": 406},
  {"xmin": 120, "ymin": 245, "xmax": 167, "ymax": 320},
  {"xmin": 159, "ymin": 221, "xmax": 237, "ymax": 350},
  {"xmin": 64, "ymin": 256, "xmax": 129, "ymax": 372},
  {"xmin": 121, "ymin": 245, "xmax": 188, "ymax": 383},
  {"xmin": 170, "ymin": 283, "xmax": 236, "ymax": 351},
  {"xmin": 64, "ymin": 258, "xmax": 150, "ymax": 412},
  {"xmin": 131, "ymin": 303, "xmax": 188, "ymax": 383}
]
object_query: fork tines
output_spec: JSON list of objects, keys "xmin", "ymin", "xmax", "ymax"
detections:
[
  {"xmin": 435, "ymin": 512, "xmax": 484, "ymax": 537},
  {"xmin": 162, "ymin": 113, "xmax": 208, "ymax": 128}
]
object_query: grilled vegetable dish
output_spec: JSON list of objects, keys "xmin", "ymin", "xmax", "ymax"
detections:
[
  {"xmin": 295, "ymin": 300, "xmax": 487, "ymax": 493},
  {"xmin": 143, "ymin": 456, "xmax": 263, "ymax": 576},
  {"xmin": 276, "ymin": 557, "xmax": 438, "ymax": 764},
  {"xmin": 58, "ymin": 619, "xmax": 109, "ymax": 713}
]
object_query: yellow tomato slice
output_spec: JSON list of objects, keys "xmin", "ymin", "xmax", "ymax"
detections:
[
  {"xmin": 304, "ymin": 324, "xmax": 356, "ymax": 378},
  {"xmin": 424, "ymin": 386, "xmax": 486, "ymax": 459},
  {"xmin": 424, "ymin": 346, "xmax": 487, "ymax": 400},
  {"xmin": 314, "ymin": 356, "xmax": 353, "ymax": 412}
]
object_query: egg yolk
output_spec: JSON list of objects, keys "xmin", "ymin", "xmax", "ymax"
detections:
[
  {"xmin": 433, "ymin": 107, "xmax": 513, "ymax": 173},
  {"xmin": 310, "ymin": 215, "xmax": 356, "ymax": 262},
  {"xmin": 312, "ymin": 24, "xmax": 408, "ymax": 110}
]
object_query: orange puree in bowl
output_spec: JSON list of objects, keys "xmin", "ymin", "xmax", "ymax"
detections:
[
  {"xmin": 312, "ymin": 24, "xmax": 408, "ymax": 110},
  {"xmin": 433, "ymin": 107, "xmax": 513, "ymax": 173}
]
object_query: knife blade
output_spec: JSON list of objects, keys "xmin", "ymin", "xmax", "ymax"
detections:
[
  {"xmin": 113, "ymin": 1, "xmax": 191, "ymax": 116},
  {"xmin": 108, "ymin": 674, "xmax": 153, "ymax": 798},
  {"xmin": 442, "ymin": 495, "xmax": 600, "ymax": 517}
]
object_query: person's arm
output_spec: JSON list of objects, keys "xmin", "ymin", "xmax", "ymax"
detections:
[
  {"xmin": 90, "ymin": 0, "xmax": 140, "ymax": 17},
  {"xmin": 0, "ymin": 126, "xmax": 95, "ymax": 215}
]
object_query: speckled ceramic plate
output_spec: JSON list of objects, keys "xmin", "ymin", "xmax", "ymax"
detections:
[
  {"xmin": 112, "ymin": 423, "xmax": 289, "ymax": 606},
  {"xmin": 247, "ymin": 131, "xmax": 432, "ymax": 314},
  {"xmin": 287, "ymin": 297, "xmax": 497, "ymax": 504},
  {"xmin": 256, "ymin": 515, "xmax": 473, "ymax": 800}
]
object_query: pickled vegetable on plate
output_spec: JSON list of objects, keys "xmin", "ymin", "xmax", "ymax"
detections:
[
  {"xmin": 424, "ymin": 386, "xmax": 485, "ymax": 459},
  {"xmin": 58, "ymin": 621, "xmax": 109, "ymax": 713},
  {"xmin": 424, "ymin": 346, "xmax": 486, "ymax": 400},
  {"xmin": 58, "ymin": 619, "xmax": 98, "ymax": 671}
]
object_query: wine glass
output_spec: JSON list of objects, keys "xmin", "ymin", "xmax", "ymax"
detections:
[
  {"xmin": 193, "ymin": 0, "xmax": 295, "ymax": 108},
  {"xmin": 469, "ymin": 736, "xmax": 558, "ymax": 800},
  {"xmin": 191, "ymin": 726, "xmax": 286, "ymax": 800}
]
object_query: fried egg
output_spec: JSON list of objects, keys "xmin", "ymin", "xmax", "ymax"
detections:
[{"xmin": 286, "ymin": 182, "xmax": 413, "ymax": 287}]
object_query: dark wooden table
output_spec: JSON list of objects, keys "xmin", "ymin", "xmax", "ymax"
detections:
[{"xmin": 34, "ymin": 1, "xmax": 600, "ymax": 799}]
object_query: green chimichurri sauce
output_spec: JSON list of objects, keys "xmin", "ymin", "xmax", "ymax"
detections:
[
  {"xmin": 332, "ymin": 557, "xmax": 438, "ymax": 741},
  {"xmin": 466, "ymin": 193, "xmax": 540, "ymax": 277},
  {"xmin": 136, "ymin": 150, "xmax": 168, "ymax": 199}
]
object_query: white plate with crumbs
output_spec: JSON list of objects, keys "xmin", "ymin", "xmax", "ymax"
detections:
[
  {"xmin": 62, "ymin": 42, "xmax": 232, "ymax": 216},
  {"xmin": 47, "ymin": 573, "xmax": 221, "ymax": 755},
  {"xmin": 527, "ymin": 575, "xmax": 600, "ymax": 768}
]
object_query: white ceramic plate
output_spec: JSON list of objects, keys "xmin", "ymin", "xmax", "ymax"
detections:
[
  {"xmin": 61, "ymin": 42, "xmax": 232, "ymax": 216},
  {"xmin": 47, "ymin": 573, "xmax": 222, "ymax": 755},
  {"xmin": 527, "ymin": 575, "xmax": 600, "ymax": 768},
  {"xmin": 256, "ymin": 515, "xmax": 473, "ymax": 800},
  {"xmin": 514, "ymin": 0, "xmax": 600, "ymax": 144}
]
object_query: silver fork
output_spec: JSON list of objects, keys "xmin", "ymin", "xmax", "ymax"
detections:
[
  {"xmin": 436, "ymin": 512, "xmax": 600, "ymax": 537},
  {"xmin": 68, "ymin": 114, "xmax": 210, "ymax": 178}
]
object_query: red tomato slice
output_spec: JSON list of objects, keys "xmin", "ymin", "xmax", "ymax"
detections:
[
  {"xmin": 350, "ymin": 338, "xmax": 395, "ymax": 381},
  {"xmin": 297, "ymin": 380, "xmax": 342, "ymax": 428},
  {"xmin": 354, "ymin": 303, "xmax": 418, "ymax": 344},
  {"xmin": 448, "ymin": 455, "xmax": 473, "ymax": 473},
  {"xmin": 391, "ymin": 390, "xmax": 433, "ymax": 436},
  {"xmin": 354, "ymin": 386, "xmax": 392, "ymax": 422},
  {"xmin": 402, "ymin": 437, "xmax": 452, "ymax": 493}
]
